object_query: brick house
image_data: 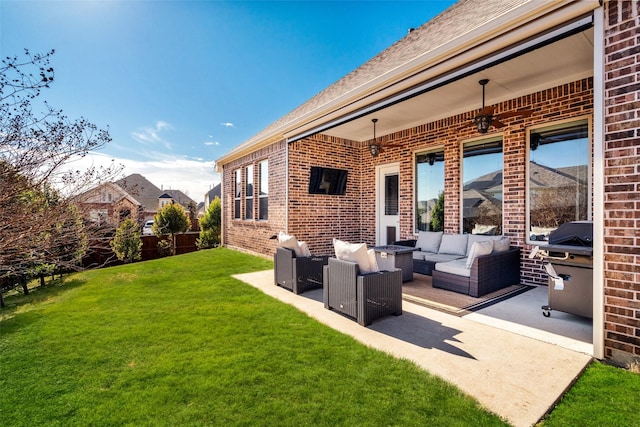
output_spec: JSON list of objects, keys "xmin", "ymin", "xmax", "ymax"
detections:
[
  {"xmin": 215, "ymin": 0, "xmax": 639, "ymax": 366},
  {"xmin": 75, "ymin": 182, "xmax": 143, "ymax": 227}
]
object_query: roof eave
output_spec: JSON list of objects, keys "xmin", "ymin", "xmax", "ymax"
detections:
[{"xmin": 215, "ymin": 0, "xmax": 598, "ymax": 169}]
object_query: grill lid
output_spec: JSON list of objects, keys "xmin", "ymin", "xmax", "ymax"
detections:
[{"xmin": 548, "ymin": 221, "xmax": 593, "ymax": 247}]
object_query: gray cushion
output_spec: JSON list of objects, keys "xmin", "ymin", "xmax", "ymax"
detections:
[
  {"xmin": 466, "ymin": 240, "xmax": 494, "ymax": 269},
  {"xmin": 434, "ymin": 259, "xmax": 471, "ymax": 277},
  {"xmin": 415, "ymin": 231, "xmax": 443, "ymax": 253},
  {"xmin": 466, "ymin": 234, "xmax": 501, "ymax": 256},
  {"xmin": 438, "ymin": 234, "xmax": 468, "ymax": 256},
  {"xmin": 413, "ymin": 252, "xmax": 426, "ymax": 260},
  {"xmin": 421, "ymin": 253, "xmax": 466, "ymax": 263}
]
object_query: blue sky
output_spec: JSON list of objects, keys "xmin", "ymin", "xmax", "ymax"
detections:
[{"xmin": 1, "ymin": 0, "xmax": 455, "ymax": 201}]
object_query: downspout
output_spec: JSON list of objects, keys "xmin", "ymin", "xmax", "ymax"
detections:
[{"xmin": 592, "ymin": 5, "xmax": 605, "ymax": 360}]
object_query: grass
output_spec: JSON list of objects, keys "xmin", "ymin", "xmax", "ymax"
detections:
[
  {"xmin": 1, "ymin": 248, "xmax": 508, "ymax": 426},
  {"xmin": 2, "ymin": 249, "xmax": 639, "ymax": 426},
  {"xmin": 539, "ymin": 361, "xmax": 640, "ymax": 426}
]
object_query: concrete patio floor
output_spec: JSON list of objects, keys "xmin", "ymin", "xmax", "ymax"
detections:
[{"xmin": 234, "ymin": 270, "xmax": 593, "ymax": 427}]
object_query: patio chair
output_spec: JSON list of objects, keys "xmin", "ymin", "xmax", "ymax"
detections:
[
  {"xmin": 274, "ymin": 247, "xmax": 328, "ymax": 294},
  {"xmin": 323, "ymin": 257, "xmax": 402, "ymax": 326}
]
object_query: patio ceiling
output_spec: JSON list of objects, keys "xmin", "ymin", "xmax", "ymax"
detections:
[{"xmin": 320, "ymin": 26, "xmax": 594, "ymax": 143}]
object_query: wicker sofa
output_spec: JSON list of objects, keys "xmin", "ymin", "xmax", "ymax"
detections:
[
  {"xmin": 395, "ymin": 231, "xmax": 521, "ymax": 297},
  {"xmin": 432, "ymin": 247, "xmax": 521, "ymax": 297},
  {"xmin": 323, "ymin": 257, "xmax": 402, "ymax": 326}
]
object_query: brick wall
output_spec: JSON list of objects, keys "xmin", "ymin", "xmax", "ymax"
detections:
[
  {"xmin": 223, "ymin": 79, "xmax": 594, "ymax": 287},
  {"xmin": 221, "ymin": 140, "xmax": 287, "ymax": 256},
  {"xmin": 603, "ymin": 0, "xmax": 640, "ymax": 365},
  {"xmin": 287, "ymin": 134, "xmax": 364, "ymax": 255}
]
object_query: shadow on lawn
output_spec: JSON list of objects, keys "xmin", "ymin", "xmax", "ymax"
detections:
[{"xmin": 0, "ymin": 278, "xmax": 86, "ymax": 323}]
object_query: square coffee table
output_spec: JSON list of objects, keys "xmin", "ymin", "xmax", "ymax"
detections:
[{"xmin": 371, "ymin": 245, "xmax": 417, "ymax": 282}]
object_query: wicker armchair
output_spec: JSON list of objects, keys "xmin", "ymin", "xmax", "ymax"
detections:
[
  {"xmin": 274, "ymin": 247, "xmax": 328, "ymax": 294},
  {"xmin": 323, "ymin": 257, "xmax": 403, "ymax": 326}
]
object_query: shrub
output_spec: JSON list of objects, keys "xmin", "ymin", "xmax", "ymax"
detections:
[
  {"xmin": 110, "ymin": 218, "xmax": 142, "ymax": 263},
  {"xmin": 197, "ymin": 197, "xmax": 221, "ymax": 249}
]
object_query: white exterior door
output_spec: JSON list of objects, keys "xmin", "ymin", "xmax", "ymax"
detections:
[{"xmin": 376, "ymin": 163, "xmax": 400, "ymax": 246}]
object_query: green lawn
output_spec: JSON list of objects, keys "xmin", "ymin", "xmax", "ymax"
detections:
[{"xmin": 1, "ymin": 248, "xmax": 638, "ymax": 426}]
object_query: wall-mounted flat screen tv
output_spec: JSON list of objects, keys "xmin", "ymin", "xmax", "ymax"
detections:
[{"xmin": 308, "ymin": 166, "xmax": 348, "ymax": 195}]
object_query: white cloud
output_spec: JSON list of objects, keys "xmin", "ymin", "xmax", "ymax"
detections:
[
  {"xmin": 220, "ymin": 122, "xmax": 234, "ymax": 128},
  {"xmin": 204, "ymin": 141, "xmax": 220, "ymax": 146},
  {"xmin": 131, "ymin": 121, "xmax": 174, "ymax": 149},
  {"xmin": 66, "ymin": 151, "xmax": 220, "ymax": 203}
]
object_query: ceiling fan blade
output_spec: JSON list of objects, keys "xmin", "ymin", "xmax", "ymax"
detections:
[
  {"xmin": 480, "ymin": 106, "xmax": 494, "ymax": 116},
  {"xmin": 491, "ymin": 119, "xmax": 506, "ymax": 128},
  {"xmin": 495, "ymin": 109, "xmax": 533, "ymax": 119},
  {"xmin": 456, "ymin": 120, "xmax": 475, "ymax": 131}
]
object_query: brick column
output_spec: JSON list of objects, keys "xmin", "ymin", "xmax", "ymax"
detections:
[{"xmin": 603, "ymin": 0, "xmax": 640, "ymax": 365}]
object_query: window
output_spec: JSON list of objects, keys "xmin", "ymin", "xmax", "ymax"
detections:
[
  {"xmin": 528, "ymin": 120, "xmax": 589, "ymax": 242},
  {"xmin": 258, "ymin": 160, "xmax": 268, "ymax": 220},
  {"xmin": 234, "ymin": 169, "xmax": 241, "ymax": 219},
  {"xmin": 385, "ymin": 174, "xmax": 399, "ymax": 216},
  {"xmin": 245, "ymin": 165, "xmax": 254, "ymax": 220},
  {"xmin": 90, "ymin": 209, "xmax": 108, "ymax": 225},
  {"xmin": 415, "ymin": 151, "xmax": 444, "ymax": 232},
  {"xmin": 462, "ymin": 138, "xmax": 503, "ymax": 235}
]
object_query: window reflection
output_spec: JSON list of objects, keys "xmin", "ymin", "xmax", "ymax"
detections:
[
  {"xmin": 528, "ymin": 121, "xmax": 589, "ymax": 242},
  {"xmin": 462, "ymin": 139, "xmax": 503, "ymax": 235},
  {"xmin": 415, "ymin": 151, "xmax": 444, "ymax": 232}
]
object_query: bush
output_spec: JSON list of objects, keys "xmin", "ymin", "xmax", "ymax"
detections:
[
  {"xmin": 110, "ymin": 218, "xmax": 142, "ymax": 263},
  {"xmin": 196, "ymin": 230, "xmax": 218, "ymax": 250},
  {"xmin": 197, "ymin": 197, "xmax": 221, "ymax": 249}
]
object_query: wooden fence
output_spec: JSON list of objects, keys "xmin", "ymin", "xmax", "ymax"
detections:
[{"xmin": 82, "ymin": 232, "xmax": 200, "ymax": 268}]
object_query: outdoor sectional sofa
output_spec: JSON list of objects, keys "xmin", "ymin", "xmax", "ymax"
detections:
[{"xmin": 395, "ymin": 231, "xmax": 521, "ymax": 298}]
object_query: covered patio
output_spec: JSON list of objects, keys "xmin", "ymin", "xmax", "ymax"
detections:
[{"xmin": 215, "ymin": 0, "xmax": 640, "ymax": 365}]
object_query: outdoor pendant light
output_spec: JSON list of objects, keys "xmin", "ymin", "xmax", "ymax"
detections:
[{"xmin": 369, "ymin": 118, "xmax": 381, "ymax": 157}]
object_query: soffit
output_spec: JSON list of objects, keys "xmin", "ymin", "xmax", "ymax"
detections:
[
  {"xmin": 215, "ymin": 0, "xmax": 597, "ymax": 167},
  {"xmin": 322, "ymin": 27, "xmax": 594, "ymax": 142}
]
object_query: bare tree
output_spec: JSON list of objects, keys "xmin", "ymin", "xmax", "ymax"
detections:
[{"xmin": 1, "ymin": 49, "xmax": 121, "ymax": 289}]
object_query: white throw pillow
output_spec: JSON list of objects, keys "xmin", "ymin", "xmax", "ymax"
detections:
[
  {"xmin": 438, "ymin": 234, "xmax": 469, "ymax": 256},
  {"xmin": 466, "ymin": 240, "xmax": 494, "ymax": 269},
  {"xmin": 415, "ymin": 231, "xmax": 443, "ymax": 253},
  {"xmin": 278, "ymin": 231, "xmax": 304, "ymax": 256},
  {"xmin": 333, "ymin": 238, "xmax": 372, "ymax": 272},
  {"xmin": 367, "ymin": 249, "xmax": 379, "ymax": 273},
  {"xmin": 493, "ymin": 237, "xmax": 511, "ymax": 252},
  {"xmin": 298, "ymin": 241, "xmax": 312, "ymax": 257}
]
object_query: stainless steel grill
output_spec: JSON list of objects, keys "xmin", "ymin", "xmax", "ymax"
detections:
[{"xmin": 532, "ymin": 221, "xmax": 593, "ymax": 319}]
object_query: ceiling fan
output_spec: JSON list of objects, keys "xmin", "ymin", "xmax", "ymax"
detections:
[
  {"xmin": 368, "ymin": 118, "xmax": 402, "ymax": 157},
  {"xmin": 467, "ymin": 79, "xmax": 533, "ymax": 133}
]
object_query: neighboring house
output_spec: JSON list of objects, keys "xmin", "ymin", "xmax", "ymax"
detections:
[
  {"xmin": 74, "ymin": 182, "xmax": 143, "ymax": 227},
  {"xmin": 198, "ymin": 184, "xmax": 222, "ymax": 218},
  {"xmin": 204, "ymin": 183, "xmax": 222, "ymax": 208},
  {"xmin": 115, "ymin": 174, "xmax": 196, "ymax": 221},
  {"xmin": 215, "ymin": 0, "xmax": 639, "ymax": 366}
]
